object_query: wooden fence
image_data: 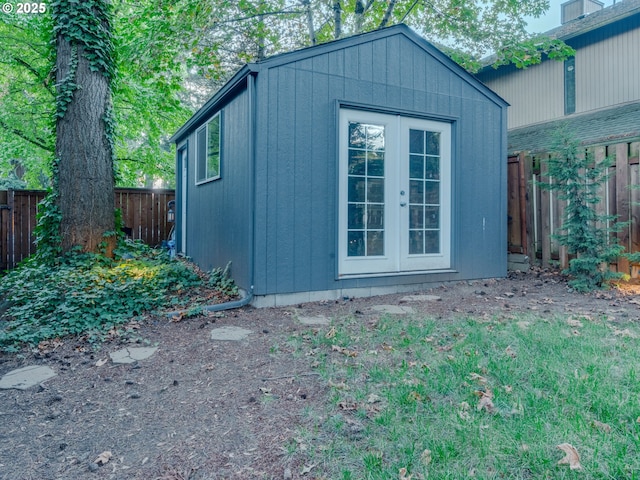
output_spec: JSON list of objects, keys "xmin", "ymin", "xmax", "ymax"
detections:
[
  {"xmin": 0, "ymin": 188, "xmax": 175, "ymax": 271},
  {"xmin": 508, "ymin": 140, "xmax": 640, "ymax": 274}
]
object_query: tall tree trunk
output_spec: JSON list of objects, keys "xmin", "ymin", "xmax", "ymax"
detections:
[
  {"xmin": 355, "ymin": 0, "xmax": 365, "ymax": 33},
  {"xmin": 54, "ymin": 1, "xmax": 115, "ymax": 255},
  {"xmin": 302, "ymin": 0, "xmax": 316, "ymax": 45},
  {"xmin": 333, "ymin": 1, "xmax": 342, "ymax": 39}
]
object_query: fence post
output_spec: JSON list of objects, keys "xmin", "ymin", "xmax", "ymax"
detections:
[
  {"xmin": 615, "ymin": 143, "xmax": 630, "ymax": 275},
  {"xmin": 540, "ymin": 155, "xmax": 552, "ymax": 267}
]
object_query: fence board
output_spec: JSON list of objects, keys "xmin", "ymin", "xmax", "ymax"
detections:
[
  {"xmin": 509, "ymin": 141, "xmax": 640, "ymax": 272},
  {"xmin": 1, "ymin": 188, "xmax": 174, "ymax": 272}
]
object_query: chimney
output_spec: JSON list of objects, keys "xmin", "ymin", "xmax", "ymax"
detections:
[{"xmin": 561, "ymin": 0, "xmax": 604, "ymax": 24}]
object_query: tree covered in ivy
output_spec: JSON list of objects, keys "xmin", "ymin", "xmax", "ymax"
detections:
[{"xmin": 539, "ymin": 131, "xmax": 625, "ymax": 292}]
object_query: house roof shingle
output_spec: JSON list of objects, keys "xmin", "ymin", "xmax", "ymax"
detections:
[{"xmin": 508, "ymin": 101, "xmax": 640, "ymax": 154}]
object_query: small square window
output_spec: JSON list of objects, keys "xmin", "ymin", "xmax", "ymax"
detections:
[{"xmin": 196, "ymin": 113, "xmax": 221, "ymax": 184}]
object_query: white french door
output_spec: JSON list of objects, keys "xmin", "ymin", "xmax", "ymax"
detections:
[{"xmin": 338, "ymin": 109, "xmax": 451, "ymax": 276}]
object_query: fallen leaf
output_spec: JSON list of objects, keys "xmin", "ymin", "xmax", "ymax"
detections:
[
  {"xmin": 328, "ymin": 379, "xmax": 348, "ymax": 390},
  {"xmin": 420, "ymin": 449, "xmax": 432, "ymax": 465},
  {"xmin": 94, "ymin": 451, "xmax": 112, "ymax": 465},
  {"xmin": 331, "ymin": 345, "xmax": 358, "ymax": 357},
  {"xmin": 367, "ymin": 393, "xmax": 382, "ymax": 404},
  {"xmin": 476, "ymin": 388, "xmax": 495, "ymax": 413},
  {"xmin": 591, "ymin": 420, "xmax": 612, "ymax": 433},
  {"xmin": 338, "ymin": 401, "xmax": 357, "ymax": 411},
  {"xmin": 469, "ymin": 373, "xmax": 488, "ymax": 384},
  {"xmin": 557, "ymin": 443, "xmax": 582, "ymax": 470},
  {"xmin": 567, "ymin": 318, "xmax": 584, "ymax": 328},
  {"xmin": 325, "ymin": 326, "xmax": 336, "ymax": 339},
  {"xmin": 613, "ymin": 328, "xmax": 637, "ymax": 338},
  {"xmin": 399, "ymin": 467, "xmax": 413, "ymax": 480},
  {"xmin": 95, "ymin": 358, "xmax": 108, "ymax": 367},
  {"xmin": 301, "ymin": 464, "xmax": 316, "ymax": 474}
]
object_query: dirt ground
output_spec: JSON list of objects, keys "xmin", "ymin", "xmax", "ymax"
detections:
[{"xmin": 1, "ymin": 268, "xmax": 640, "ymax": 480}]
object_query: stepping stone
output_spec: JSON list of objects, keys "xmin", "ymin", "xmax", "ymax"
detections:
[
  {"xmin": 109, "ymin": 347, "xmax": 158, "ymax": 364},
  {"xmin": 298, "ymin": 315, "xmax": 331, "ymax": 326},
  {"xmin": 401, "ymin": 294, "xmax": 442, "ymax": 302},
  {"xmin": 371, "ymin": 305, "xmax": 416, "ymax": 315},
  {"xmin": 210, "ymin": 326, "xmax": 253, "ymax": 341},
  {"xmin": 0, "ymin": 365, "xmax": 56, "ymax": 390}
]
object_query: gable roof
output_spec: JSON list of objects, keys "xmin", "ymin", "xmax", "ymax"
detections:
[
  {"xmin": 546, "ymin": 0, "xmax": 640, "ymax": 41},
  {"xmin": 507, "ymin": 101, "xmax": 640, "ymax": 154},
  {"xmin": 171, "ymin": 24, "xmax": 507, "ymax": 144}
]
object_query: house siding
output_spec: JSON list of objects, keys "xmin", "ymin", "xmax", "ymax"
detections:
[
  {"xmin": 574, "ymin": 16, "xmax": 640, "ymax": 112},
  {"xmin": 479, "ymin": 11, "xmax": 640, "ymax": 130},
  {"xmin": 479, "ymin": 61, "xmax": 564, "ymax": 129},
  {"xmin": 183, "ymin": 87, "xmax": 253, "ymax": 288},
  {"xmin": 251, "ymin": 33, "xmax": 506, "ymax": 296}
]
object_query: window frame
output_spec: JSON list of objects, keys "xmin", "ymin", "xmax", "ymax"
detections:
[{"xmin": 195, "ymin": 112, "xmax": 222, "ymax": 185}]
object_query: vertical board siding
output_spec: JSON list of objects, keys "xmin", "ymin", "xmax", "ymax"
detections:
[
  {"xmin": 576, "ymin": 21, "xmax": 640, "ymax": 113},
  {"xmin": 0, "ymin": 189, "xmax": 175, "ymax": 271},
  {"xmin": 479, "ymin": 61, "xmax": 564, "ymax": 129},
  {"xmin": 249, "ymin": 31, "xmax": 506, "ymax": 295},
  {"xmin": 184, "ymin": 87, "xmax": 252, "ymax": 287}
]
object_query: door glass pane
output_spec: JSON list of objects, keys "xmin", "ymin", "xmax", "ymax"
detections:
[
  {"xmin": 425, "ymin": 231, "xmax": 439, "ymax": 254},
  {"xmin": 410, "ymin": 129, "xmax": 424, "ymax": 154},
  {"xmin": 409, "ymin": 180, "xmax": 423, "ymax": 203},
  {"xmin": 367, "ymin": 152, "xmax": 385, "ymax": 176},
  {"xmin": 348, "ymin": 204, "xmax": 365, "ymax": 229},
  {"xmin": 348, "ymin": 177, "xmax": 365, "ymax": 202},
  {"xmin": 426, "ymin": 132, "xmax": 440, "ymax": 155},
  {"xmin": 367, "ymin": 205, "xmax": 384, "ymax": 228},
  {"xmin": 410, "ymin": 155, "xmax": 423, "ymax": 179},
  {"xmin": 367, "ymin": 231, "xmax": 384, "ymax": 255},
  {"xmin": 347, "ymin": 122, "xmax": 385, "ymax": 257},
  {"xmin": 425, "ymin": 206, "xmax": 439, "ymax": 228},
  {"xmin": 348, "ymin": 150, "xmax": 366, "ymax": 175},
  {"xmin": 426, "ymin": 157, "xmax": 439, "ymax": 180},
  {"xmin": 409, "ymin": 205, "xmax": 424, "ymax": 229},
  {"xmin": 367, "ymin": 178, "xmax": 384, "ymax": 203},
  {"xmin": 425, "ymin": 181, "xmax": 439, "ymax": 205},
  {"xmin": 408, "ymin": 128, "xmax": 441, "ymax": 255},
  {"xmin": 409, "ymin": 230, "xmax": 424, "ymax": 255},
  {"xmin": 348, "ymin": 231, "xmax": 365, "ymax": 256}
]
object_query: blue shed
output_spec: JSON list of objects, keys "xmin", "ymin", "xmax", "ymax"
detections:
[{"xmin": 170, "ymin": 24, "xmax": 508, "ymax": 307}]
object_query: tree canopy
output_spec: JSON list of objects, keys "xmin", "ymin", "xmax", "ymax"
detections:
[{"xmin": 0, "ymin": 0, "xmax": 573, "ymax": 189}]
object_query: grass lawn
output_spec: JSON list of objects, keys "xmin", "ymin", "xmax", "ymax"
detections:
[{"xmin": 287, "ymin": 312, "xmax": 640, "ymax": 479}]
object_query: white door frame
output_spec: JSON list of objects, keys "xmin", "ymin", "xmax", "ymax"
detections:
[{"xmin": 338, "ymin": 109, "xmax": 452, "ymax": 277}]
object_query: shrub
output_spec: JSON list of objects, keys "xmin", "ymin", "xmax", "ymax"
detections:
[{"xmin": 538, "ymin": 131, "xmax": 624, "ymax": 292}]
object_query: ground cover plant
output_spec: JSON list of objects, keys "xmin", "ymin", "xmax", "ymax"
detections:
[
  {"xmin": 0, "ymin": 242, "xmax": 205, "ymax": 351},
  {"xmin": 289, "ymin": 310, "xmax": 640, "ymax": 479}
]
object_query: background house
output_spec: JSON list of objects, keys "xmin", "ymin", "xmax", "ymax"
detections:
[
  {"xmin": 476, "ymin": 0, "xmax": 640, "ymax": 271},
  {"xmin": 171, "ymin": 24, "xmax": 508, "ymax": 307}
]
